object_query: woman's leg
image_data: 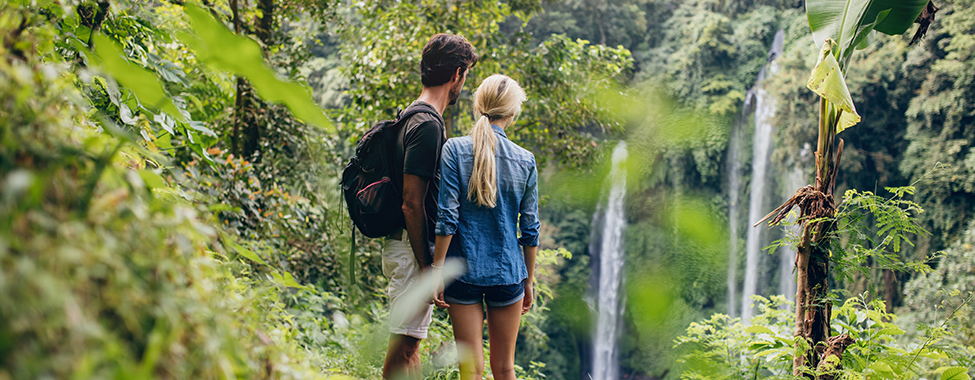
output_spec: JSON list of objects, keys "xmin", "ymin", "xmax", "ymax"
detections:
[
  {"xmin": 485, "ymin": 302, "xmax": 523, "ymax": 380},
  {"xmin": 447, "ymin": 303, "xmax": 485, "ymax": 380}
]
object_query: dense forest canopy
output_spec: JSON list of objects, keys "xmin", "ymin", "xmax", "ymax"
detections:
[{"xmin": 2, "ymin": 0, "xmax": 975, "ymax": 379}]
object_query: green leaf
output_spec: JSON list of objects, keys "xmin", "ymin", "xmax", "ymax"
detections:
[
  {"xmin": 806, "ymin": 40, "xmax": 861, "ymax": 133},
  {"xmin": 119, "ymin": 103, "xmax": 137, "ymax": 125},
  {"xmin": 90, "ymin": 34, "xmax": 183, "ymax": 120},
  {"xmin": 941, "ymin": 367, "xmax": 972, "ymax": 380},
  {"xmin": 153, "ymin": 113, "xmax": 176, "ymax": 135},
  {"xmin": 282, "ymin": 272, "xmax": 311, "ymax": 290},
  {"xmin": 807, "ymin": 0, "xmax": 928, "ymax": 56},
  {"xmin": 745, "ymin": 325, "xmax": 775, "ymax": 334},
  {"xmin": 181, "ymin": 4, "xmax": 332, "ymax": 130},
  {"xmin": 138, "ymin": 170, "xmax": 166, "ymax": 189},
  {"xmin": 153, "ymin": 133, "xmax": 172, "ymax": 151},
  {"xmin": 919, "ymin": 349, "xmax": 947, "ymax": 360},
  {"xmin": 878, "ymin": 322, "xmax": 905, "ymax": 335},
  {"xmin": 870, "ymin": 361, "xmax": 894, "ymax": 373},
  {"xmin": 230, "ymin": 242, "xmax": 267, "ymax": 266},
  {"xmin": 270, "ymin": 271, "xmax": 312, "ymax": 290},
  {"xmin": 753, "ymin": 349, "xmax": 780, "ymax": 358}
]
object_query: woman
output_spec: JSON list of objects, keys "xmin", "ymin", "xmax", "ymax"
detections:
[{"xmin": 431, "ymin": 74, "xmax": 539, "ymax": 380}]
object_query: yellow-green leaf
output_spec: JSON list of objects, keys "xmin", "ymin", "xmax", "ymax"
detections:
[
  {"xmin": 230, "ymin": 242, "xmax": 267, "ymax": 266},
  {"xmin": 806, "ymin": 40, "xmax": 861, "ymax": 133},
  {"xmin": 91, "ymin": 34, "xmax": 183, "ymax": 120},
  {"xmin": 282, "ymin": 272, "xmax": 311, "ymax": 290},
  {"xmin": 940, "ymin": 366, "xmax": 972, "ymax": 380},
  {"xmin": 138, "ymin": 170, "xmax": 166, "ymax": 189},
  {"xmin": 270, "ymin": 271, "xmax": 311, "ymax": 290},
  {"xmin": 181, "ymin": 4, "xmax": 331, "ymax": 130},
  {"xmin": 745, "ymin": 325, "xmax": 775, "ymax": 334},
  {"xmin": 869, "ymin": 361, "xmax": 894, "ymax": 373}
]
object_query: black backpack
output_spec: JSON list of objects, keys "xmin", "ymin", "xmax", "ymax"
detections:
[{"xmin": 342, "ymin": 104, "xmax": 443, "ymax": 238}]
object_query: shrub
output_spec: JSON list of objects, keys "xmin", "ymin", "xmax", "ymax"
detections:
[
  {"xmin": 675, "ymin": 295, "xmax": 972, "ymax": 379},
  {"xmin": 0, "ymin": 10, "xmax": 339, "ymax": 379}
]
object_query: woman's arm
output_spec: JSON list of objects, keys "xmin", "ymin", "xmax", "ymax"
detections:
[
  {"xmin": 517, "ymin": 157, "xmax": 540, "ymax": 247},
  {"xmin": 432, "ymin": 234, "xmax": 453, "ymax": 308},
  {"xmin": 519, "ymin": 156, "xmax": 540, "ymax": 314},
  {"xmin": 521, "ymin": 245, "xmax": 537, "ymax": 314},
  {"xmin": 432, "ymin": 140, "xmax": 461, "ymax": 308}
]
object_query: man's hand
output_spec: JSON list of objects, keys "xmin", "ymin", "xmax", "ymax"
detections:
[{"xmin": 521, "ymin": 281, "xmax": 534, "ymax": 315}]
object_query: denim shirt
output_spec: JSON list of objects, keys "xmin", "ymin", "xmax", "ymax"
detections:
[{"xmin": 435, "ymin": 124, "xmax": 540, "ymax": 286}]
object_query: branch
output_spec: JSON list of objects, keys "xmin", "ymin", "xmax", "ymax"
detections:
[
  {"xmin": 815, "ymin": 334, "xmax": 855, "ymax": 380},
  {"xmin": 905, "ymin": 290, "xmax": 975, "ymax": 372},
  {"xmin": 911, "ymin": 1, "xmax": 939, "ymax": 45}
]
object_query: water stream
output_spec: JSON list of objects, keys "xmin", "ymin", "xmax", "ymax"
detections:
[
  {"xmin": 778, "ymin": 143, "xmax": 810, "ymax": 305},
  {"xmin": 590, "ymin": 141, "xmax": 628, "ymax": 380},
  {"xmin": 726, "ymin": 93, "xmax": 744, "ymax": 318},
  {"xmin": 740, "ymin": 30, "xmax": 785, "ymax": 324}
]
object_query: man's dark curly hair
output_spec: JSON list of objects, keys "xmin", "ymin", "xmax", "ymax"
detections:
[{"xmin": 420, "ymin": 34, "xmax": 478, "ymax": 87}]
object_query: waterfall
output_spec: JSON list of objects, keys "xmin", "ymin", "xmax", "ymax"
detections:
[
  {"xmin": 740, "ymin": 30, "xmax": 785, "ymax": 324},
  {"xmin": 726, "ymin": 109, "xmax": 743, "ymax": 318},
  {"xmin": 590, "ymin": 141, "xmax": 628, "ymax": 380},
  {"xmin": 778, "ymin": 143, "xmax": 810, "ymax": 305}
]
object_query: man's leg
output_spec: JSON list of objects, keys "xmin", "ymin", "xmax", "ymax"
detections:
[
  {"xmin": 383, "ymin": 334, "xmax": 421, "ymax": 380},
  {"xmin": 382, "ymin": 236, "xmax": 433, "ymax": 380}
]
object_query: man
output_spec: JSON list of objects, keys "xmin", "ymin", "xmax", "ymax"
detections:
[{"xmin": 382, "ymin": 33, "xmax": 477, "ymax": 380}]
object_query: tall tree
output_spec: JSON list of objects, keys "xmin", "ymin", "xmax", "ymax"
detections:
[{"xmin": 759, "ymin": 0, "xmax": 934, "ymax": 376}]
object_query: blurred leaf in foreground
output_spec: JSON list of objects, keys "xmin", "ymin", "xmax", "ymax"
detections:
[{"xmin": 180, "ymin": 4, "xmax": 331, "ymax": 130}]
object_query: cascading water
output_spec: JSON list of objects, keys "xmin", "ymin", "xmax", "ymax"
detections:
[
  {"xmin": 740, "ymin": 30, "xmax": 785, "ymax": 324},
  {"xmin": 778, "ymin": 143, "xmax": 810, "ymax": 305},
  {"xmin": 726, "ymin": 107, "xmax": 743, "ymax": 318},
  {"xmin": 590, "ymin": 141, "xmax": 628, "ymax": 380}
]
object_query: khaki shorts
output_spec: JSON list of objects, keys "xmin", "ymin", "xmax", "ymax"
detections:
[{"xmin": 382, "ymin": 234, "xmax": 434, "ymax": 339}]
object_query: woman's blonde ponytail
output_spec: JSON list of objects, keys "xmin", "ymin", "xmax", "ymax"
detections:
[
  {"xmin": 469, "ymin": 114, "xmax": 498, "ymax": 207},
  {"xmin": 467, "ymin": 74, "xmax": 526, "ymax": 208}
]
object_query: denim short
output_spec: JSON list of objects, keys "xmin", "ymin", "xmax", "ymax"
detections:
[{"xmin": 443, "ymin": 280, "xmax": 525, "ymax": 308}]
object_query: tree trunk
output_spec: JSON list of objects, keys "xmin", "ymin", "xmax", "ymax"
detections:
[
  {"xmin": 789, "ymin": 135, "xmax": 844, "ymax": 377},
  {"xmin": 256, "ymin": 0, "xmax": 274, "ymax": 44},
  {"xmin": 236, "ymin": 0, "xmax": 274, "ymax": 159},
  {"xmin": 232, "ymin": 76, "xmax": 244, "ymax": 157},
  {"xmin": 884, "ymin": 269, "xmax": 896, "ymax": 314},
  {"xmin": 230, "ymin": 0, "xmax": 242, "ymax": 157},
  {"xmin": 794, "ymin": 228, "xmax": 833, "ymax": 375}
]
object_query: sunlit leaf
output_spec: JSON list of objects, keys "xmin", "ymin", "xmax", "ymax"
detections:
[
  {"xmin": 807, "ymin": 0, "xmax": 927, "ymax": 54},
  {"xmin": 154, "ymin": 113, "xmax": 176, "ymax": 135},
  {"xmin": 806, "ymin": 40, "xmax": 861, "ymax": 133},
  {"xmin": 870, "ymin": 361, "xmax": 894, "ymax": 372},
  {"xmin": 138, "ymin": 170, "xmax": 166, "ymax": 189},
  {"xmin": 119, "ymin": 103, "xmax": 137, "ymax": 125},
  {"xmin": 282, "ymin": 272, "xmax": 312, "ymax": 291},
  {"xmin": 181, "ymin": 4, "xmax": 332, "ymax": 130},
  {"xmin": 746, "ymin": 325, "xmax": 775, "ymax": 334},
  {"xmin": 91, "ymin": 34, "xmax": 183, "ymax": 120},
  {"xmin": 941, "ymin": 367, "xmax": 972, "ymax": 380},
  {"xmin": 230, "ymin": 242, "xmax": 268, "ymax": 266},
  {"xmin": 388, "ymin": 259, "xmax": 464, "ymax": 327}
]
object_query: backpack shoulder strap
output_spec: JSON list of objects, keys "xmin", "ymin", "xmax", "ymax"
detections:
[
  {"xmin": 396, "ymin": 102, "xmax": 444, "ymax": 128},
  {"xmin": 384, "ymin": 103, "xmax": 443, "ymax": 196}
]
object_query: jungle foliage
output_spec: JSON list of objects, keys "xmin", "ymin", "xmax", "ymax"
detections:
[{"xmin": 3, "ymin": 0, "xmax": 975, "ymax": 378}]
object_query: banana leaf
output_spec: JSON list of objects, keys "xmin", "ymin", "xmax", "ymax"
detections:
[
  {"xmin": 807, "ymin": 0, "xmax": 927, "ymax": 66},
  {"xmin": 807, "ymin": 40, "xmax": 861, "ymax": 133}
]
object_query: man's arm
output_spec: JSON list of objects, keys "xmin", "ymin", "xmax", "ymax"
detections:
[{"xmin": 402, "ymin": 173, "xmax": 432, "ymax": 268}]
